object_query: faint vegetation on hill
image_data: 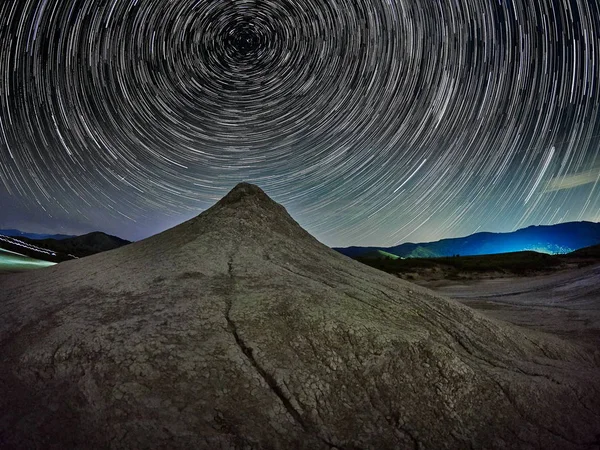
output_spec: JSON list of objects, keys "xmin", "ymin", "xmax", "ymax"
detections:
[{"xmin": 355, "ymin": 245, "xmax": 600, "ymax": 281}]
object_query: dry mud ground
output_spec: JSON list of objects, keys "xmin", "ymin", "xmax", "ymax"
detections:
[{"xmin": 420, "ymin": 263, "xmax": 600, "ymax": 347}]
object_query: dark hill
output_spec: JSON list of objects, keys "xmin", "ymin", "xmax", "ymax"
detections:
[
  {"xmin": 336, "ymin": 221, "xmax": 600, "ymax": 258},
  {"xmin": 354, "ymin": 243, "xmax": 600, "ymax": 282},
  {"xmin": 0, "ymin": 183, "xmax": 599, "ymax": 449},
  {"xmin": 568, "ymin": 243, "xmax": 600, "ymax": 258},
  {"xmin": 356, "ymin": 251, "xmax": 571, "ymax": 282},
  {"xmin": 39, "ymin": 231, "xmax": 131, "ymax": 256},
  {"xmin": 5, "ymin": 232, "xmax": 131, "ymax": 262}
]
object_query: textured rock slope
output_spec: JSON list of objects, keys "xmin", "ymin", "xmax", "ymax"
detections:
[{"xmin": 1, "ymin": 183, "xmax": 599, "ymax": 449}]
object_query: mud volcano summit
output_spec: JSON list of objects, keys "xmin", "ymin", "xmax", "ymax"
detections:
[{"xmin": 1, "ymin": 183, "xmax": 599, "ymax": 449}]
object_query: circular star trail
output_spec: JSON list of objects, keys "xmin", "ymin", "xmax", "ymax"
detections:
[{"xmin": 1, "ymin": 0, "xmax": 599, "ymax": 245}]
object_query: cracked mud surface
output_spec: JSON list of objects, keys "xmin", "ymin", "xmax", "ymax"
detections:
[
  {"xmin": 1, "ymin": 184, "xmax": 599, "ymax": 449},
  {"xmin": 424, "ymin": 264, "xmax": 600, "ymax": 347}
]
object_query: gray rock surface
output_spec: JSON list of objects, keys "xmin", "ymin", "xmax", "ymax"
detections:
[{"xmin": 1, "ymin": 183, "xmax": 599, "ymax": 449}]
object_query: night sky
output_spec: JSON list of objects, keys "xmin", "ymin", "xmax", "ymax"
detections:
[{"xmin": 1, "ymin": 0, "xmax": 599, "ymax": 247}]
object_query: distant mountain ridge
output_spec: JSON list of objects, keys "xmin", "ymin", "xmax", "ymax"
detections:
[
  {"xmin": 335, "ymin": 221, "xmax": 600, "ymax": 259},
  {"xmin": 0, "ymin": 229, "xmax": 75, "ymax": 240}
]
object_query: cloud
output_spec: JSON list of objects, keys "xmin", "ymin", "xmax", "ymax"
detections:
[{"xmin": 545, "ymin": 168, "xmax": 600, "ymax": 193}]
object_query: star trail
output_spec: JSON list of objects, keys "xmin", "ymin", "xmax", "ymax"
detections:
[{"xmin": 1, "ymin": 0, "xmax": 599, "ymax": 246}]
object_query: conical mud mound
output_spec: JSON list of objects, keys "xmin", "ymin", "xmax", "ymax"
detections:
[{"xmin": 1, "ymin": 183, "xmax": 599, "ymax": 449}]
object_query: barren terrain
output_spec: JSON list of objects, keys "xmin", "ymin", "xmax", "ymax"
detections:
[
  {"xmin": 421, "ymin": 263, "xmax": 600, "ymax": 347},
  {"xmin": 1, "ymin": 185, "xmax": 599, "ymax": 449}
]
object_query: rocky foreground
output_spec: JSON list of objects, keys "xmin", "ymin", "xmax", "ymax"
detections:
[{"xmin": 1, "ymin": 183, "xmax": 599, "ymax": 449}]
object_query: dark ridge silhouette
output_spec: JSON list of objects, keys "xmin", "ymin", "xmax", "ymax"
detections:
[
  {"xmin": 0, "ymin": 183, "xmax": 599, "ymax": 449},
  {"xmin": 568, "ymin": 243, "xmax": 600, "ymax": 258},
  {"xmin": 43, "ymin": 231, "xmax": 131, "ymax": 256},
  {"xmin": 354, "ymin": 244, "xmax": 600, "ymax": 281},
  {"xmin": 0, "ymin": 231, "xmax": 131, "ymax": 263}
]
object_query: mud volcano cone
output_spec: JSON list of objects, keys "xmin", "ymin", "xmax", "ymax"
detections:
[{"xmin": 1, "ymin": 183, "xmax": 599, "ymax": 449}]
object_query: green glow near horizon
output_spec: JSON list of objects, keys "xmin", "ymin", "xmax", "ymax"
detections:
[{"xmin": 0, "ymin": 248, "xmax": 56, "ymax": 272}]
